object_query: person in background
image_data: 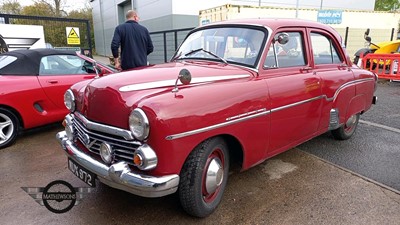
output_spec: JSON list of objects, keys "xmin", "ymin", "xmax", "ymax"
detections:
[{"xmin": 111, "ymin": 10, "xmax": 154, "ymax": 71}]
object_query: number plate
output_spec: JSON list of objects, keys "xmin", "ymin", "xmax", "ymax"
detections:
[{"xmin": 68, "ymin": 158, "xmax": 97, "ymax": 187}]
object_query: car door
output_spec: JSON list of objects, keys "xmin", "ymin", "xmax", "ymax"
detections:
[
  {"xmin": 37, "ymin": 54, "xmax": 96, "ymax": 109},
  {"xmin": 307, "ymin": 29, "xmax": 355, "ymax": 131},
  {"xmin": 261, "ymin": 29, "xmax": 322, "ymax": 156}
]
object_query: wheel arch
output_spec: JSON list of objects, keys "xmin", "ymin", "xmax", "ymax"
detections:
[
  {"xmin": 179, "ymin": 134, "xmax": 244, "ymax": 173},
  {"xmin": 220, "ymin": 134, "xmax": 244, "ymax": 171},
  {"xmin": 0, "ymin": 104, "xmax": 24, "ymax": 129}
]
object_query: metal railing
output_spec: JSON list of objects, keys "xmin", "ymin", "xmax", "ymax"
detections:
[{"xmin": 148, "ymin": 27, "xmax": 194, "ymax": 64}]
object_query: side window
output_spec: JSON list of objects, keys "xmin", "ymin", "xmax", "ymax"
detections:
[
  {"xmin": 310, "ymin": 33, "xmax": 342, "ymax": 65},
  {"xmin": 39, "ymin": 55, "xmax": 91, "ymax": 75},
  {"xmin": 264, "ymin": 32, "xmax": 306, "ymax": 68}
]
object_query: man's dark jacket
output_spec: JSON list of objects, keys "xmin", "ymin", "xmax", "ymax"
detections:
[{"xmin": 111, "ymin": 20, "xmax": 154, "ymax": 70}]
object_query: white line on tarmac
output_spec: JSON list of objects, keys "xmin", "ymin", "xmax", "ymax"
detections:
[{"xmin": 360, "ymin": 119, "xmax": 400, "ymax": 134}]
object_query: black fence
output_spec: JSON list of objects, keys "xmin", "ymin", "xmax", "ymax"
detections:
[
  {"xmin": 0, "ymin": 13, "xmax": 92, "ymax": 57},
  {"xmin": 148, "ymin": 27, "xmax": 194, "ymax": 64}
]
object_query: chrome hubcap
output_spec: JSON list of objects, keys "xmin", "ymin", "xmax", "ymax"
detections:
[
  {"xmin": 345, "ymin": 115, "xmax": 357, "ymax": 128},
  {"xmin": 0, "ymin": 113, "xmax": 13, "ymax": 144},
  {"xmin": 205, "ymin": 158, "xmax": 224, "ymax": 194}
]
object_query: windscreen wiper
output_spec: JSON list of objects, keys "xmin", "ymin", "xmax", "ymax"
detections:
[{"xmin": 184, "ymin": 48, "xmax": 227, "ymax": 64}]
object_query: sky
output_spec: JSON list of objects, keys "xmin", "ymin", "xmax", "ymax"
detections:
[{"xmin": 6, "ymin": 0, "xmax": 90, "ymax": 12}]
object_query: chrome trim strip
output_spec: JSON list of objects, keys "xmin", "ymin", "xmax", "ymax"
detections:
[
  {"xmin": 271, "ymin": 96, "xmax": 325, "ymax": 113},
  {"xmin": 165, "ymin": 78, "xmax": 375, "ymax": 140},
  {"xmin": 74, "ymin": 112, "xmax": 135, "ymax": 140},
  {"xmin": 119, "ymin": 74, "xmax": 250, "ymax": 92},
  {"xmin": 165, "ymin": 108, "xmax": 270, "ymax": 140},
  {"xmin": 326, "ymin": 78, "xmax": 375, "ymax": 102}
]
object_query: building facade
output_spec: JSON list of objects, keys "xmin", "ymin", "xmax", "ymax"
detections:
[{"xmin": 90, "ymin": 0, "xmax": 377, "ymax": 61}]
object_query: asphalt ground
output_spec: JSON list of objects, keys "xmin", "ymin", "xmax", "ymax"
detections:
[
  {"xmin": 299, "ymin": 81, "xmax": 400, "ymax": 192},
  {"xmin": 1, "ymin": 125, "xmax": 400, "ymax": 225}
]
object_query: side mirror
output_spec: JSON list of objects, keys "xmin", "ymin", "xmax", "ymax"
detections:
[
  {"xmin": 365, "ymin": 28, "xmax": 370, "ymax": 36},
  {"xmin": 179, "ymin": 68, "xmax": 192, "ymax": 85},
  {"xmin": 274, "ymin": 33, "xmax": 289, "ymax": 45},
  {"xmin": 172, "ymin": 68, "xmax": 192, "ymax": 93}
]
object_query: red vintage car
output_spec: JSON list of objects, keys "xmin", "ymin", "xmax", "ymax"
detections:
[
  {"xmin": 57, "ymin": 19, "xmax": 377, "ymax": 217},
  {"xmin": 0, "ymin": 48, "xmax": 115, "ymax": 149}
]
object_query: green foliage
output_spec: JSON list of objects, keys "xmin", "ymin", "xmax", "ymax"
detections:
[
  {"xmin": 22, "ymin": 2, "xmax": 55, "ymax": 16},
  {"xmin": 0, "ymin": 0, "xmax": 22, "ymax": 14},
  {"xmin": 375, "ymin": 0, "xmax": 400, "ymax": 11}
]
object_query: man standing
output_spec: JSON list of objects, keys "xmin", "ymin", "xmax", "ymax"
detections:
[{"xmin": 111, "ymin": 10, "xmax": 154, "ymax": 71}]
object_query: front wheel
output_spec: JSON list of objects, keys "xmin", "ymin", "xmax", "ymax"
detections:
[
  {"xmin": 0, "ymin": 108, "xmax": 20, "ymax": 149},
  {"xmin": 178, "ymin": 137, "xmax": 230, "ymax": 218},
  {"xmin": 331, "ymin": 114, "xmax": 360, "ymax": 140}
]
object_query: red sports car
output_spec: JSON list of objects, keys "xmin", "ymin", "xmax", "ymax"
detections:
[{"xmin": 0, "ymin": 48, "xmax": 116, "ymax": 149}]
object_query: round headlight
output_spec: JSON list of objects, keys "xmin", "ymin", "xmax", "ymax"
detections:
[
  {"xmin": 129, "ymin": 108, "xmax": 149, "ymax": 141},
  {"xmin": 100, "ymin": 142, "xmax": 113, "ymax": 164},
  {"xmin": 64, "ymin": 89, "xmax": 75, "ymax": 112}
]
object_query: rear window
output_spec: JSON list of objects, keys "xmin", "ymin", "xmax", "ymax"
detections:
[{"xmin": 0, "ymin": 55, "xmax": 17, "ymax": 70}]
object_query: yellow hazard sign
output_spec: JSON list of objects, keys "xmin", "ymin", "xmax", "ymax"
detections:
[{"xmin": 66, "ymin": 27, "xmax": 80, "ymax": 45}]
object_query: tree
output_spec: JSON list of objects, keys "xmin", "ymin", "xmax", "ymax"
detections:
[
  {"xmin": 21, "ymin": 2, "xmax": 54, "ymax": 16},
  {"xmin": 0, "ymin": 0, "xmax": 22, "ymax": 14},
  {"xmin": 375, "ymin": 0, "xmax": 400, "ymax": 11},
  {"xmin": 34, "ymin": 0, "xmax": 67, "ymax": 17}
]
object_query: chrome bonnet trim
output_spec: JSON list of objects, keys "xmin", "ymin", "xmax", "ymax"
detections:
[
  {"xmin": 119, "ymin": 74, "xmax": 251, "ymax": 92},
  {"xmin": 74, "ymin": 112, "xmax": 135, "ymax": 140}
]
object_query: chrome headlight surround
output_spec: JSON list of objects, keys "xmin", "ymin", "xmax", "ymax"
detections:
[
  {"xmin": 64, "ymin": 89, "xmax": 75, "ymax": 112},
  {"xmin": 129, "ymin": 108, "xmax": 149, "ymax": 141}
]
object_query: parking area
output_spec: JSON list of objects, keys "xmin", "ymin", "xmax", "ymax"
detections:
[{"xmin": 1, "ymin": 82, "xmax": 400, "ymax": 224}]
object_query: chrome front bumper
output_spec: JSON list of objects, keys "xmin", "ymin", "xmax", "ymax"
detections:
[{"xmin": 56, "ymin": 131, "xmax": 179, "ymax": 198}]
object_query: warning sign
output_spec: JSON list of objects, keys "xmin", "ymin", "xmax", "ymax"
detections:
[{"xmin": 66, "ymin": 27, "xmax": 80, "ymax": 45}]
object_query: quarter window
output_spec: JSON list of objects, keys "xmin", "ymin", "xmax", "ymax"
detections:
[
  {"xmin": 310, "ymin": 33, "xmax": 342, "ymax": 65},
  {"xmin": 0, "ymin": 55, "xmax": 17, "ymax": 69}
]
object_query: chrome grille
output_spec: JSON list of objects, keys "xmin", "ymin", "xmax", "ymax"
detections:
[{"xmin": 72, "ymin": 115, "xmax": 141, "ymax": 165}]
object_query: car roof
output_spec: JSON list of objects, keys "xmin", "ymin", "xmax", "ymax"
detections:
[
  {"xmin": 200, "ymin": 18, "xmax": 341, "ymax": 40},
  {"xmin": 0, "ymin": 48, "xmax": 78, "ymax": 76}
]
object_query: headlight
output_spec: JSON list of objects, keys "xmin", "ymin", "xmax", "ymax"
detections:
[
  {"xmin": 129, "ymin": 108, "xmax": 149, "ymax": 141},
  {"xmin": 64, "ymin": 89, "xmax": 75, "ymax": 112}
]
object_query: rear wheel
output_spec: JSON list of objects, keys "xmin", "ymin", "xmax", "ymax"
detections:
[
  {"xmin": 331, "ymin": 114, "xmax": 360, "ymax": 140},
  {"xmin": 178, "ymin": 137, "xmax": 229, "ymax": 218},
  {"xmin": 0, "ymin": 108, "xmax": 20, "ymax": 149}
]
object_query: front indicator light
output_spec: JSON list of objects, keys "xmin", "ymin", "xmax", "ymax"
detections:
[
  {"xmin": 133, "ymin": 153, "xmax": 143, "ymax": 167},
  {"xmin": 132, "ymin": 144, "xmax": 157, "ymax": 170}
]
